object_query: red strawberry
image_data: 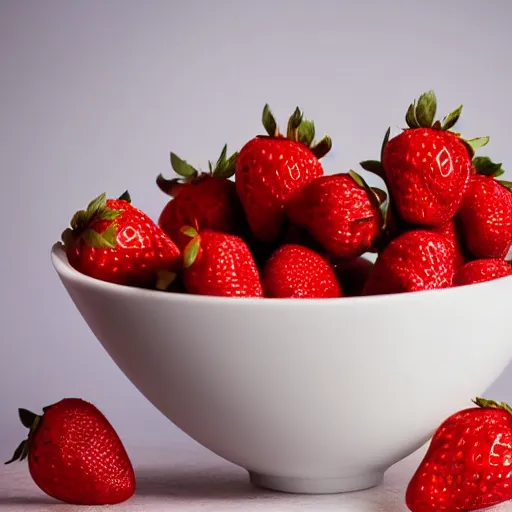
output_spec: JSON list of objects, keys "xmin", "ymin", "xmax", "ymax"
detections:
[
  {"xmin": 286, "ymin": 171, "xmax": 385, "ymax": 258},
  {"xmin": 5, "ymin": 399, "xmax": 135, "ymax": 505},
  {"xmin": 331, "ymin": 256, "xmax": 374, "ymax": 297},
  {"xmin": 236, "ymin": 105, "xmax": 331, "ymax": 242},
  {"xmin": 156, "ymin": 145, "xmax": 243, "ymax": 249},
  {"xmin": 458, "ymin": 157, "xmax": 512, "ymax": 259},
  {"xmin": 453, "ymin": 258, "xmax": 512, "ymax": 286},
  {"xmin": 181, "ymin": 227, "xmax": 263, "ymax": 297},
  {"xmin": 262, "ymin": 244, "xmax": 342, "ymax": 298},
  {"xmin": 406, "ymin": 398, "xmax": 512, "ymax": 511},
  {"xmin": 61, "ymin": 192, "xmax": 181, "ymax": 287},
  {"xmin": 361, "ymin": 91, "xmax": 489, "ymax": 227},
  {"xmin": 377, "ymin": 216, "xmax": 465, "ymax": 268},
  {"xmin": 429, "ymin": 218, "xmax": 466, "ymax": 268},
  {"xmin": 363, "ymin": 230, "xmax": 456, "ymax": 295}
]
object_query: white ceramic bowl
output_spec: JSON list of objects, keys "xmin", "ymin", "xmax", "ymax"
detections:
[{"xmin": 51, "ymin": 242, "xmax": 512, "ymax": 494}]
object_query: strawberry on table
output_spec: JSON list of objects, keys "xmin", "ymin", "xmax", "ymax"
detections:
[
  {"xmin": 236, "ymin": 104, "xmax": 331, "ymax": 242},
  {"xmin": 458, "ymin": 157, "xmax": 512, "ymax": 259},
  {"xmin": 181, "ymin": 226, "xmax": 263, "ymax": 297},
  {"xmin": 361, "ymin": 90, "xmax": 489, "ymax": 227},
  {"xmin": 262, "ymin": 244, "xmax": 342, "ymax": 299},
  {"xmin": 61, "ymin": 192, "xmax": 181, "ymax": 287},
  {"xmin": 406, "ymin": 398, "xmax": 512, "ymax": 511},
  {"xmin": 5, "ymin": 398, "xmax": 135, "ymax": 505},
  {"xmin": 286, "ymin": 170, "xmax": 386, "ymax": 259},
  {"xmin": 453, "ymin": 258, "xmax": 512, "ymax": 286},
  {"xmin": 363, "ymin": 230, "xmax": 456, "ymax": 295},
  {"xmin": 156, "ymin": 145, "xmax": 244, "ymax": 249}
]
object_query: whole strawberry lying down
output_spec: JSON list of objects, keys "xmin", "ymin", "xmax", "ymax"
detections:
[
  {"xmin": 406, "ymin": 398, "xmax": 512, "ymax": 511},
  {"xmin": 60, "ymin": 92, "xmax": 512, "ymax": 298},
  {"xmin": 5, "ymin": 399, "xmax": 135, "ymax": 505}
]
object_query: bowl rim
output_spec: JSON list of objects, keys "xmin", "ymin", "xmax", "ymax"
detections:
[{"xmin": 50, "ymin": 242, "xmax": 512, "ymax": 308}]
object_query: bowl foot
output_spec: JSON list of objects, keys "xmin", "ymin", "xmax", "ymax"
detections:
[{"xmin": 249, "ymin": 470, "xmax": 384, "ymax": 494}]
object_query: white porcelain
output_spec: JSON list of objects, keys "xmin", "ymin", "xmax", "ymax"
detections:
[{"xmin": 51, "ymin": 242, "xmax": 512, "ymax": 494}]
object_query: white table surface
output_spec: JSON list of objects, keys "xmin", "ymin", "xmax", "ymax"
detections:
[{"xmin": 1, "ymin": 441, "xmax": 511, "ymax": 511}]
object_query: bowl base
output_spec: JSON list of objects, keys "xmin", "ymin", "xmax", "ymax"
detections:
[{"xmin": 249, "ymin": 470, "xmax": 384, "ymax": 494}]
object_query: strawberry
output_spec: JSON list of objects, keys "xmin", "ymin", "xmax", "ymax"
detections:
[
  {"xmin": 156, "ymin": 145, "xmax": 244, "ymax": 249},
  {"xmin": 181, "ymin": 227, "xmax": 263, "ymax": 297},
  {"xmin": 429, "ymin": 218, "xmax": 466, "ymax": 268},
  {"xmin": 458, "ymin": 157, "xmax": 512, "ymax": 259},
  {"xmin": 262, "ymin": 244, "xmax": 342, "ymax": 298},
  {"xmin": 406, "ymin": 398, "xmax": 512, "ymax": 511},
  {"xmin": 5, "ymin": 398, "xmax": 135, "ymax": 505},
  {"xmin": 236, "ymin": 104, "xmax": 331, "ymax": 242},
  {"xmin": 363, "ymin": 230, "xmax": 456, "ymax": 295},
  {"xmin": 360, "ymin": 91, "xmax": 489, "ymax": 227},
  {"xmin": 453, "ymin": 258, "xmax": 512, "ymax": 286},
  {"xmin": 331, "ymin": 256, "xmax": 374, "ymax": 297},
  {"xmin": 286, "ymin": 171, "xmax": 386, "ymax": 258},
  {"xmin": 61, "ymin": 192, "xmax": 181, "ymax": 287}
]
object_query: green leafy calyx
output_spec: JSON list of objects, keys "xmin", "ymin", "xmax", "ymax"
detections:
[
  {"xmin": 157, "ymin": 145, "xmax": 238, "ymax": 197},
  {"xmin": 61, "ymin": 193, "xmax": 121, "ymax": 250},
  {"xmin": 405, "ymin": 90, "xmax": 464, "ymax": 132},
  {"xmin": 441, "ymin": 104, "xmax": 463, "ymax": 131},
  {"xmin": 463, "ymin": 137, "xmax": 490, "ymax": 159},
  {"xmin": 181, "ymin": 226, "xmax": 198, "ymax": 238},
  {"xmin": 498, "ymin": 180, "xmax": 512, "ymax": 193},
  {"xmin": 473, "ymin": 397, "xmax": 512, "ymax": 416},
  {"xmin": 5, "ymin": 408, "xmax": 42, "ymax": 465},
  {"xmin": 359, "ymin": 127, "xmax": 390, "ymax": 180},
  {"xmin": 170, "ymin": 152, "xmax": 198, "ymax": 179},
  {"xmin": 118, "ymin": 190, "xmax": 132, "ymax": 202},
  {"xmin": 260, "ymin": 104, "xmax": 332, "ymax": 159},
  {"xmin": 405, "ymin": 90, "xmax": 490, "ymax": 158},
  {"xmin": 348, "ymin": 169, "xmax": 388, "ymax": 220},
  {"xmin": 406, "ymin": 90, "xmax": 437, "ymax": 129},
  {"xmin": 183, "ymin": 237, "xmax": 200, "ymax": 268},
  {"xmin": 210, "ymin": 144, "xmax": 239, "ymax": 179},
  {"xmin": 180, "ymin": 225, "xmax": 201, "ymax": 268},
  {"xmin": 473, "ymin": 156, "xmax": 505, "ymax": 178}
]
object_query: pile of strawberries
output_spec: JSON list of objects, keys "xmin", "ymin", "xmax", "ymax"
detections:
[{"xmin": 61, "ymin": 91, "xmax": 512, "ymax": 298}]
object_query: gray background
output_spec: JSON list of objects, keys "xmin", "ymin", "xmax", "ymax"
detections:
[{"xmin": 1, "ymin": 0, "xmax": 511, "ymax": 458}]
